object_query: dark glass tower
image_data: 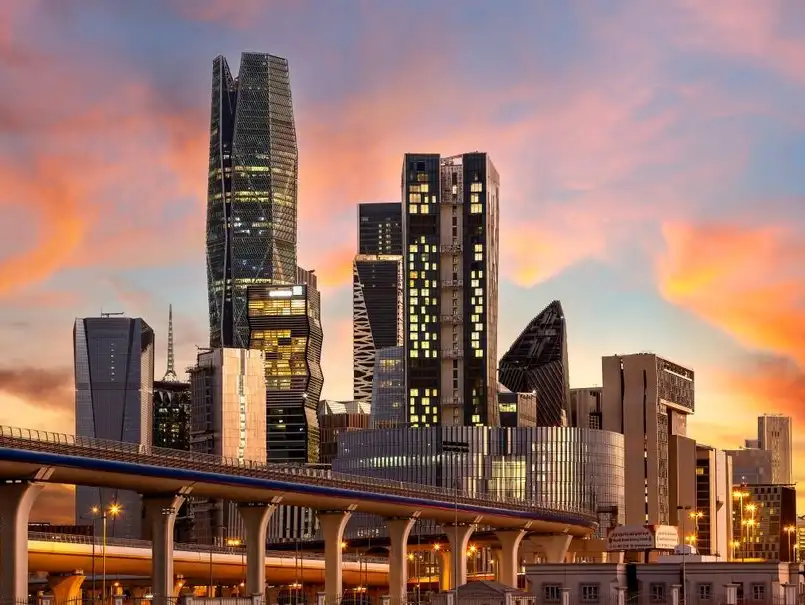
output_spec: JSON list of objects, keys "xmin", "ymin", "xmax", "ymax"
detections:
[
  {"xmin": 353, "ymin": 202, "xmax": 403, "ymax": 403},
  {"xmin": 402, "ymin": 152, "xmax": 500, "ymax": 427},
  {"xmin": 498, "ymin": 300, "xmax": 571, "ymax": 426},
  {"xmin": 207, "ymin": 52, "xmax": 298, "ymax": 349},
  {"xmin": 74, "ymin": 316, "xmax": 154, "ymax": 538},
  {"xmin": 358, "ymin": 202, "xmax": 403, "ymax": 255}
]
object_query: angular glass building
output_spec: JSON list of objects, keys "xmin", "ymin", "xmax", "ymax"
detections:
[
  {"xmin": 74, "ymin": 316, "xmax": 154, "ymax": 538},
  {"xmin": 247, "ymin": 268, "xmax": 323, "ymax": 464},
  {"xmin": 353, "ymin": 203, "xmax": 403, "ymax": 404},
  {"xmin": 498, "ymin": 300, "xmax": 571, "ymax": 427},
  {"xmin": 369, "ymin": 345, "xmax": 406, "ymax": 429},
  {"xmin": 207, "ymin": 52, "xmax": 298, "ymax": 349}
]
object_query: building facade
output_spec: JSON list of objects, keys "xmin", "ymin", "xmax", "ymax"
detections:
[
  {"xmin": 206, "ymin": 52, "xmax": 298, "ymax": 349},
  {"xmin": 188, "ymin": 348, "xmax": 267, "ymax": 544},
  {"xmin": 695, "ymin": 444, "xmax": 734, "ymax": 558},
  {"xmin": 727, "ymin": 445, "xmax": 774, "ymax": 485},
  {"xmin": 334, "ymin": 426, "xmax": 624, "ymax": 539},
  {"xmin": 402, "ymin": 152, "xmax": 500, "ymax": 427},
  {"xmin": 318, "ymin": 400, "xmax": 371, "ymax": 465},
  {"xmin": 498, "ymin": 387, "xmax": 537, "ymax": 428},
  {"xmin": 758, "ymin": 415, "xmax": 793, "ymax": 485},
  {"xmin": 370, "ymin": 345, "xmax": 406, "ymax": 429},
  {"xmin": 74, "ymin": 316, "xmax": 154, "ymax": 538},
  {"xmin": 569, "ymin": 387, "xmax": 603, "ymax": 429},
  {"xmin": 498, "ymin": 300, "xmax": 570, "ymax": 427},
  {"xmin": 358, "ymin": 201, "xmax": 403, "ymax": 256},
  {"xmin": 153, "ymin": 380, "xmax": 191, "ymax": 450},
  {"xmin": 731, "ymin": 484, "xmax": 797, "ymax": 562},
  {"xmin": 352, "ymin": 254, "xmax": 403, "ymax": 404},
  {"xmin": 247, "ymin": 270, "xmax": 323, "ymax": 464},
  {"xmin": 601, "ymin": 353, "xmax": 696, "ymax": 527}
]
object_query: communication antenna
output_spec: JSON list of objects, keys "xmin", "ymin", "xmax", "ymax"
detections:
[{"xmin": 162, "ymin": 304, "xmax": 179, "ymax": 382}]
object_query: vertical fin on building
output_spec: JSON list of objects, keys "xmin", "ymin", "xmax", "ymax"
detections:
[{"xmin": 163, "ymin": 304, "xmax": 178, "ymax": 382}]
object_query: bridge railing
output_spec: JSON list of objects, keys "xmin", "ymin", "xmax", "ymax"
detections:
[
  {"xmin": 27, "ymin": 532, "xmax": 389, "ymax": 564},
  {"xmin": 0, "ymin": 426, "xmax": 596, "ymax": 523}
]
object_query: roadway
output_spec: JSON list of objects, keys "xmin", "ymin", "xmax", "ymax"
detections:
[{"xmin": 26, "ymin": 533, "xmax": 388, "ymax": 586}]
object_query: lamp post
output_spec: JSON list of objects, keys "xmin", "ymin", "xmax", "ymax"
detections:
[
  {"xmin": 677, "ymin": 505, "xmax": 691, "ymax": 605},
  {"xmin": 784, "ymin": 526, "xmax": 796, "ymax": 562},
  {"xmin": 99, "ymin": 502, "xmax": 122, "ymax": 604}
]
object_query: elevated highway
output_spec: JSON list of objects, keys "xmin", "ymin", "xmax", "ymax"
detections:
[{"xmin": 0, "ymin": 426, "xmax": 596, "ymax": 603}]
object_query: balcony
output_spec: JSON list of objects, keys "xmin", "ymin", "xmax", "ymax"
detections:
[
  {"xmin": 440, "ymin": 314, "xmax": 463, "ymax": 324},
  {"xmin": 440, "ymin": 244, "xmax": 463, "ymax": 254},
  {"xmin": 441, "ymin": 349, "xmax": 464, "ymax": 359},
  {"xmin": 441, "ymin": 279, "xmax": 463, "ymax": 288}
]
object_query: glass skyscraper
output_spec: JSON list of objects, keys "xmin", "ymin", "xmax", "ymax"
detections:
[
  {"xmin": 74, "ymin": 316, "xmax": 154, "ymax": 538},
  {"xmin": 206, "ymin": 52, "xmax": 298, "ymax": 349},
  {"xmin": 498, "ymin": 300, "xmax": 571, "ymax": 426},
  {"xmin": 402, "ymin": 153, "xmax": 500, "ymax": 427}
]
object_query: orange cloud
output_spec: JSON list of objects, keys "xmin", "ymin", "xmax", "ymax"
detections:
[{"xmin": 657, "ymin": 221, "xmax": 805, "ymax": 364}]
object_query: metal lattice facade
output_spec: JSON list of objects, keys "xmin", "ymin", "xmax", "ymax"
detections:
[
  {"xmin": 352, "ymin": 255, "xmax": 403, "ymax": 404},
  {"xmin": 498, "ymin": 300, "xmax": 571, "ymax": 427},
  {"xmin": 207, "ymin": 53, "xmax": 299, "ymax": 349}
]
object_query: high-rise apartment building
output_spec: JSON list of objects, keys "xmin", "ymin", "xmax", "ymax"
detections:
[
  {"xmin": 206, "ymin": 52, "xmax": 298, "ymax": 349},
  {"xmin": 247, "ymin": 269, "xmax": 323, "ymax": 463},
  {"xmin": 188, "ymin": 348, "xmax": 266, "ymax": 545},
  {"xmin": 402, "ymin": 152, "xmax": 499, "ymax": 427},
  {"xmin": 74, "ymin": 316, "xmax": 155, "ymax": 538},
  {"xmin": 601, "ymin": 353, "xmax": 696, "ymax": 527},
  {"xmin": 757, "ymin": 414, "xmax": 793, "ymax": 485},
  {"xmin": 695, "ymin": 444, "xmax": 734, "ymax": 558},
  {"xmin": 498, "ymin": 300, "xmax": 570, "ymax": 426},
  {"xmin": 353, "ymin": 203, "xmax": 403, "ymax": 404}
]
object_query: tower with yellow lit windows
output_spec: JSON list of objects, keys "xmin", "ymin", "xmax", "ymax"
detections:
[{"xmin": 402, "ymin": 153, "xmax": 500, "ymax": 427}]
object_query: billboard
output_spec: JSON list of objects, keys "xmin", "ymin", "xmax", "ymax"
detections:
[{"xmin": 606, "ymin": 525, "xmax": 680, "ymax": 551}]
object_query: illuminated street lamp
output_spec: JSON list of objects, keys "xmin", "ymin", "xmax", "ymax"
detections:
[{"xmin": 88, "ymin": 502, "xmax": 122, "ymax": 604}]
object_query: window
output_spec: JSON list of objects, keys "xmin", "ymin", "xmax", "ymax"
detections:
[
  {"xmin": 751, "ymin": 584, "xmax": 766, "ymax": 601},
  {"xmin": 649, "ymin": 583, "xmax": 665, "ymax": 603},
  {"xmin": 698, "ymin": 584, "xmax": 712, "ymax": 601},
  {"xmin": 543, "ymin": 584, "xmax": 561, "ymax": 602},
  {"xmin": 581, "ymin": 584, "xmax": 599, "ymax": 602}
]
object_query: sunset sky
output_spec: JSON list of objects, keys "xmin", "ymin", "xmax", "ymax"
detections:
[{"xmin": 1, "ymin": 0, "xmax": 804, "ymax": 519}]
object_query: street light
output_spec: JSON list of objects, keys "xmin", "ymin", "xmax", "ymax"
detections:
[
  {"xmin": 677, "ymin": 505, "xmax": 691, "ymax": 605},
  {"xmin": 784, "ymin": 526, "xmax": 796, "ymax": 562},
  {"xmin": 88, "ymin": 502, "xmax": 121, "ymax": 604}
]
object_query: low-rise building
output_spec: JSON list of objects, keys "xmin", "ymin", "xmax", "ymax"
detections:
[{"xmin": 524, "ymin": 559, "xmax": 802, "ymax": 605}]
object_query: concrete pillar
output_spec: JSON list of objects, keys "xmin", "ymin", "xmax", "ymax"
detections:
[
  {"xmin": 784, "ymin": 584, "xmax": 798, "ymax": 605},
  {"xmin": 495, "ymin": 530, "xmax": 526, "ymax": 589},
  {"xmin": 542, "ymin": 534, "xmax": 572, "ymax": 563},
  {"xmin": 318, "ymin": 511, "xmax": 352, "ymax": 601},
  {"xmin": 724, "ymin": 584, "xmax": 739, "ymax": 605},
  {"xmin": 47, "ymin": 572, "xmax": 85, "ymax": 603},
  {"xmin": 671, "ymin": 584, "xmax": 681, "ymax": 605},
  {"xmin": 386, "ymin": 517, "xmax": 416, "ymax": 603},
  {"xmin": 0, "ymin": 481, "xmax": 44, "ymax": 603},
  {"xmin": 444, "ymin": 524, "xmax": 474, "ymax": 588},
  {"xmin": 560, "ymin": 587, "xmax": 570, "ymax": 605},
  {"xmin": 143, "ymin": 494, "xmax": 185, "ymax": 605},
  {"xmin": 438, "ymin": 549, "xmax": 452, "ymax": 591},
  {"xmin": 238, "ymin": 503, "xmax": 275, "ymax": 596}
]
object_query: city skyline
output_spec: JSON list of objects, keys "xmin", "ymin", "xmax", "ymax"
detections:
[{"xmin": 1, "ymin": 1, "xmax": 804, "ymax": 518}]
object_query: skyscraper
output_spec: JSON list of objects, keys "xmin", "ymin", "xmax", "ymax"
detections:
[
  {"xmin": 601, "ymin": 353, "xmax": 696, "ymax": 526},
  {"xmin": 353, "ymin": 203, "xmax": 403, "ymax": 403},
  {"xmin": 74, "ymin": 315, "xmax": 155, "ymax": 538},
  {"xmin": 369, "ymin": 345, "xmax": 406, "ymax": 429},
  {"xmin": 402, "ymin": 152, "xmax": 500, "ymax": 427},
  {"xmin": 153, "ymin": 306, "xmax": 190, "ymax": 451},
  {"xmin": 757, "ymin": 414, "xmax": 793, "ymax": 485},
  {"xmin": 498, "ymin": 300, "xmax": 571, "ymax": 426},
  {"xmin": 188, "ymin": 348, "xmax": 266, "ymax": 544},
  {"xmin": 206, "ymin": 52, "xmax": 298, "ymax": 349},
  {"xmin": 247, "ymin": 268, "xmax": 323, "ymax": 463}
]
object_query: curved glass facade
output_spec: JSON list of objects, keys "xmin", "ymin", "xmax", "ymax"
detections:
[{"xmin": 334, "ymin": 426, "xmax": 624, "ymax": 539}]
